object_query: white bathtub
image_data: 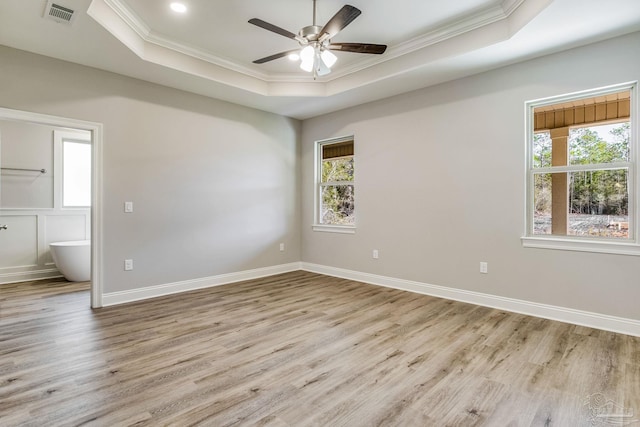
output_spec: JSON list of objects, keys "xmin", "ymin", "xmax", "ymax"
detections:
[{"xmin": 50, "ymin": 240, "xmax": 91, "ymax": 282}]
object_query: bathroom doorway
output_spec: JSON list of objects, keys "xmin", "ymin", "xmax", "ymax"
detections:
[{"xmin": 0, "ymin": 108, "xmax": 102, "ymax": 307}]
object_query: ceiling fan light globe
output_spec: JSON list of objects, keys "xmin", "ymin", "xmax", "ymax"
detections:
[
  {"xmin": 300, "ymin": 59, "xmax": 314, "ymax": 72},
  {"xmin": 288, "ymin": 53, "xmax": 300, "ymax": 61},
  {"xmin": 320, "ymin": 49, "xmax": 337, "ymax": 68},
  {"xmin": 316, "ymin": 61, "xmax": 331, "ymax": 77},
  {"xmin": 317, "ymin": 58, "xmax": 332, "ymax": 76},
  {"xmin": 317, "ymin": 66, "xmax": 331, "ymax": 76},
  {"xmin": 300, "ymin": 45, "xmax": 315, "ymax": 62}
]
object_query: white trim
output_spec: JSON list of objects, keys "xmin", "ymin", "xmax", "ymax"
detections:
[
  {"xmin": 366, "ymin": 0, "xmax": 525, "ymax": 71},
  {"xmin": 521, "ymin": 236, "xmax": 640, "ymax": 256},
  {"xmin": 102, "ymin": 263, "xmax": 302, "ymax": 306},
  {"xmin": 527, "ymin": 82, "xmax": 637, "ymax": 109},
  {"xmin": 103, "ymin": 0, "xmax": 150, "ymax": 39},
  {"xmin": 532, "ymin": 162, "xmax": 631, "ymax": 174},
  {"xmin": 91, "ymin": 122, "xmax": 104, "ymax": 308},
  {"xmin": 311, "ymin": 224, "xmax": 356, "ymax": 234},
  {"xmin": 97, "ymin": 260, "xmax": 640, "ymax": 336},
  {"xmin": 300, "ymin": 262, "xmax": 640, "ymax": 337},
  {"xmin": 0, "ymin": 268, "xmax": 62, "ymax": 285},
  {"xmin": 101, "ymin": 0, "xmax": 268, "ymax": 80},
  {"xmin": 501, "ymin": 0, "xmax": 526, "ymax": 15}
]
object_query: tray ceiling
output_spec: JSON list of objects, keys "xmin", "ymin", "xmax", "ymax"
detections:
[{"xmin": 1, "ymin": 0, "xmax": 640, "ymax": 118}]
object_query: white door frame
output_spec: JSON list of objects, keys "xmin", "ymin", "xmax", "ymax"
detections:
[{"xmin": 0, "ymin": 107, "xmax": 103, "ymax": 307}]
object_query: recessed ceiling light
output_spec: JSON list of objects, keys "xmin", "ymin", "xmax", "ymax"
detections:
[{"xmin": 170, "ymin": 2, "xmax": 187, "ymax": 13}]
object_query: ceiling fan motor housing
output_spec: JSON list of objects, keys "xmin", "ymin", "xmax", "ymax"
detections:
[{"xmin": 300, "ymin": 25, "xmax": 322, "ymax": 42}]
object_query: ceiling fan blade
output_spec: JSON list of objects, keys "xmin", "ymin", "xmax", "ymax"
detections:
[
  {"xmin": 319, "ymin": 5, "xmax": 361, "ymax": 41},
  {"xmin": 253, "ymin": 50, "xmax": 301, "ymax": 64},
  {"xmin": 328, "ymin": 43, "xmax": 387, "ymax": 54},
  {"xmin": 248, "ymin": 18, "xmax": 297, "ymax": 40}
]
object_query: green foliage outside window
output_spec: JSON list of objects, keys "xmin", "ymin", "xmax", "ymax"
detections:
[
  {"xmin": 533, "ymin": 122, "xmax": 630, "ymax": 238},
  {"xmin": 321, "ymin": 156, "xmax": 355, "ymax": 225}
]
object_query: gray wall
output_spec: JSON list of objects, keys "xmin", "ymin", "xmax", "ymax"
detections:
[
  {"xmin": 0, "ymin": 45, "xmax": 301, "ymax": 293},
  {"xmin": 301, "ymin": 31, "xmax": 640, "ymax": 321},
  {"xmin": 2, "ymin": 31, "xmax": 639, "ymax": 320}
]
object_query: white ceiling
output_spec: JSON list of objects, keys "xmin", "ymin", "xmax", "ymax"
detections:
[{"xmin": 1, "ymin": 0, "xmax": 639, "ymax": 119}]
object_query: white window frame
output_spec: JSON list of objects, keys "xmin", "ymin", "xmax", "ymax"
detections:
[
  {"xmin": 313, "ymin": 135, "xmax": 356, "ymax": 234},
  {"xmin": 54, "ymin": 129, "xmax": 91, "ymax": 210},
  {"xmin": 522, "ymin": 81, "xmax": 640, "ymax": 255}
]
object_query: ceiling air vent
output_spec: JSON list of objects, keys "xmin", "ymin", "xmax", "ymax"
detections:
[{"xmin": 43, "ymin": 1, "xmax": 77, "ymax": 25}]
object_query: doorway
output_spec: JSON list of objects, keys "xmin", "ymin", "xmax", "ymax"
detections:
[{"xmin": 0, "ymin": 107, "xmax": 102, "ymax": 307}]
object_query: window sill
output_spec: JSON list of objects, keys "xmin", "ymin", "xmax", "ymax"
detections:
[
  {"xmin": 521, "ymin": 236, "xmax": 640, "ymax": 256},
  {"xmin": 312, "ymin": 224, "xmax": 356, "ymax": 234}
]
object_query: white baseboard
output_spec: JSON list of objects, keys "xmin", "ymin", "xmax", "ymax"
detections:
[
  {"xmin": 301, "ymin": 262, "xmax": 640, "ymax": 337},
  {"xmin": 99, "ymin": 260, "xmax": 640, "ymax": 337},
  {"xmin": 0, "ymin": 268, "xmax": 62, "ymax": 285},
  {"xmin": 101, "ymin": 262, "xmax": 302, "ymax": 306}
]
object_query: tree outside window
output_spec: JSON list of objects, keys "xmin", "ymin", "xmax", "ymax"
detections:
[
  {"xmin": 529, "ymin": 88, "xmax": 632, "ymax": 240},
  {"xmin": 316, "ymin": 138, "xmax": 355, "ymax": 228}
]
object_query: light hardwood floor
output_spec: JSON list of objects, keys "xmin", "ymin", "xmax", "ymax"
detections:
[{"xmin": 2, "ymin": 271, "xmax": 639, "ymax": 426}]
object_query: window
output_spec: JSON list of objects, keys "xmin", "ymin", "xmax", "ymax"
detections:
[
  {"xmin": 523, "ymin": 82, "xmax": 639, "ymax": 255},
  {"xmin": 314, "ymin": 136, "xmax": 355, "ymax": 233},
  {"xmin": 63, "ymin": 139, "xmax": 91, "ymax": 207}
]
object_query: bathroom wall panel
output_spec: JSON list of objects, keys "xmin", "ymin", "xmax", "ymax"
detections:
[{"xmin": 0, "ymin": 215, "xmax": 37, "ymax": 269}]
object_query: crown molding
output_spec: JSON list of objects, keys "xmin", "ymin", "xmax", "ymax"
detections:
[
  {"xmin": 502, "ymin": 0, "xmax": 526, "ymax": 15},
  {"xmin": 102, "ymin": 0, "xmax": 272, "ymax": 81},
  {"xmin": 88, "ymin": 0, "xmax": 551, "ymax": 95},
  {"xmin": 327, "ymin": 0, "xmax": 528, "ymax": 80},
  {"xmin": 102, "ymin": 0, "xmax": 149, "ymax": 38}
]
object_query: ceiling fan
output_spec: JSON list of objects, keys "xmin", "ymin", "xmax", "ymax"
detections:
[{"xmin": 249, "ymin": 0, "xmax": 387, "ymax": 78}]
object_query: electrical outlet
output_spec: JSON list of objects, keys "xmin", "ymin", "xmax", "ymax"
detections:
[
  {"xmin": 124, "ymin": 259, "xmax": 133, "ymax": 271},
  {"xmin": 279, "ymin": 243, "xmax": 285, "ymax": 252},
  {"xmin": 372, "ymin": 249, "xmax": 379, "ymax": 259},
  {"xmin": 124, "ymin": 201, "xmax": 133, "ymax": 213},
  {"xmin": 480, "ymin": 262, "xmax": 488, "ymax": 274}
]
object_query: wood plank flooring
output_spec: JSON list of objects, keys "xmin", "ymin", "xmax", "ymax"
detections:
[{"xmin": 2, "ymin": 271, "xmax": 640, "ymax": 426}]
